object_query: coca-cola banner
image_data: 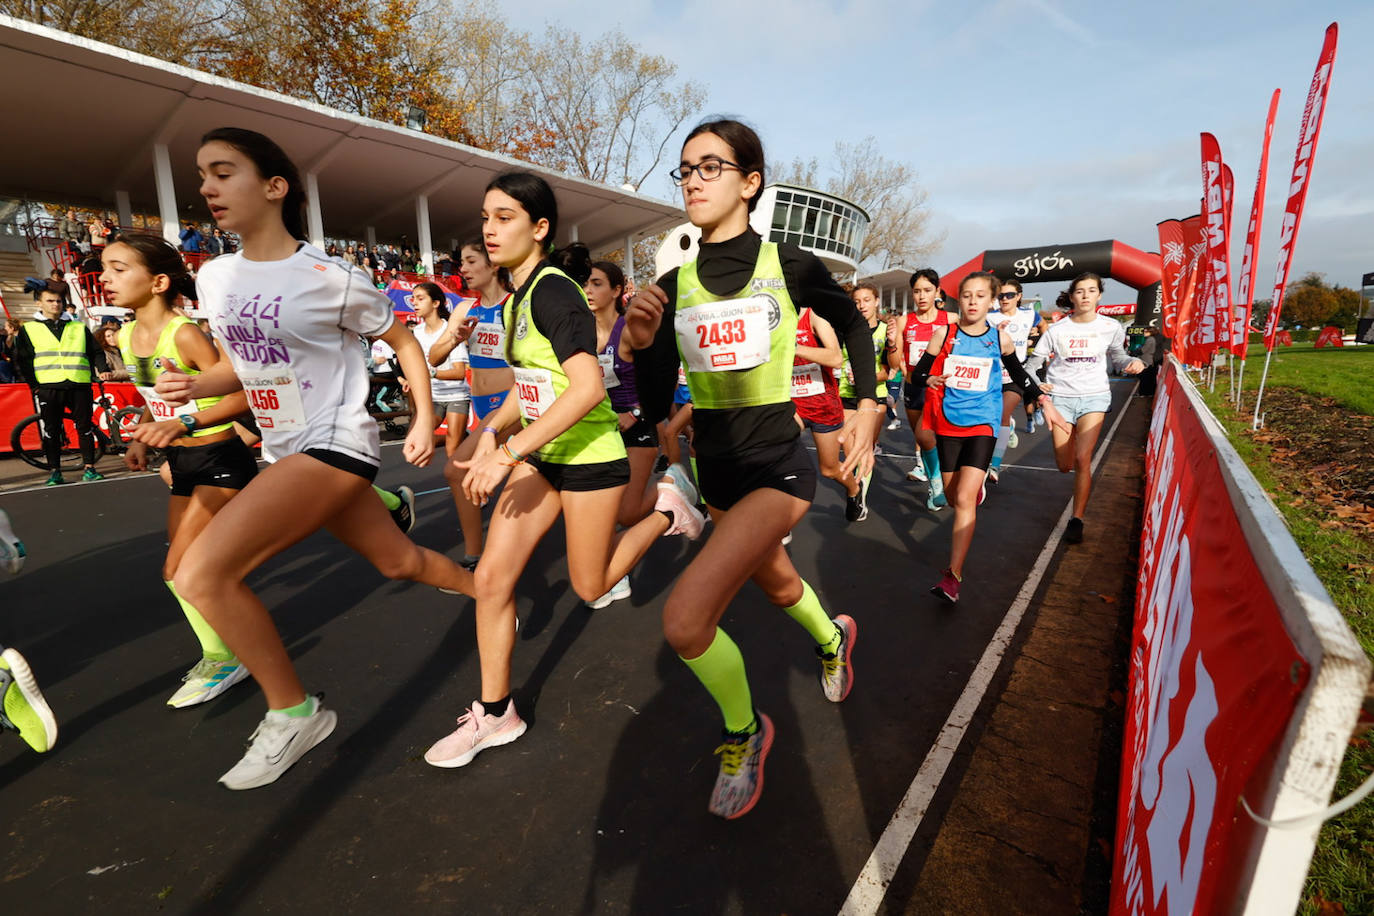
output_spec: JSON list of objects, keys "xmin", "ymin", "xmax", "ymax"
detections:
[
  {"xmin": 1112, "ymin": 360, "xmax": 1307, "ymax": 915},
  {"xmin": 1265, "ymin": 23, "xmax": 1338, "ymax": 349},
  {"xmin": 1235, "ymin": 89, "xmax": 1281, "ymax": 358}
]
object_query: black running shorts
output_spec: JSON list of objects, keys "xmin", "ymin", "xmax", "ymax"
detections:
[
  {"xmin": 167, "ymin": 437, "xmax": 260, "ymax": 496},
  {"xmin": 619, "ymin": 416, "xmax": 659, "ymax": 449},
  {"xmin": 936, "ymin": 434, "xmax": 996, "ymax": 473},
  {"xmin": 696, "ymin": 437, "xmax": 817, "ymax": 511},
  {"xmin": 528, "ymin": 456, "xmax": 631, "ymax": 492}
]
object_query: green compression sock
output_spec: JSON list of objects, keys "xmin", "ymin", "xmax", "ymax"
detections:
[
  {"xmin": 922, "ymin": 449, "xmax": 944, "ymax": 499},
  {"xmin": 274, "ymin": 695, "xmax": 316, "ymax": 718},
  {"xmin": 165, "ymin": 580, "xmax": 233, "ymax": 662},
  {"xmin": 373, "ymin": 485, "xmax": 401, "ymax": 511},
  {"xmin": 782, "ymin": 580, "xmax": 840, "ymax": 653},
  {"xmin": 680, "ymin": 628, "xmax": 755, "ymax": 734}
]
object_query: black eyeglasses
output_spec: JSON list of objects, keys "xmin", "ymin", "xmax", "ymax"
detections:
[
  {"xmin": 668, "ymin": 159, "xmax": 743, "ymax": 186},
  {"xmin": 997, "ymin": 292, "xmax": 1019, "ymax": 301}
]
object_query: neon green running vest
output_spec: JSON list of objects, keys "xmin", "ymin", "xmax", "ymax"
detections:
[
  {"xmin": 118, "ymin": 316, "xmax": 232, "ymax": 437},
  {"xmin": 504, "ymin": 265, "xmax": 625, "ymax": 465},
  {"xmin": 838, "ymin": 322, "xmax": 886, "ymax": 399},
  {"xmin": 24, "ymin": 320, "xmax": 90, "ymax": 384},
  {"xmin": 674, "ymin": 242, "xmax": 798, "ymax": 410}
]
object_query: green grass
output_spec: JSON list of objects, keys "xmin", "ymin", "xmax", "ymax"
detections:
[
  {"xmin": 1232, "ymin": 342, "xmax": 1374, "ymax": 415},
  {"xmin": 1196, "ymin": 356, "xmax": 1373, "ymax": 916}
]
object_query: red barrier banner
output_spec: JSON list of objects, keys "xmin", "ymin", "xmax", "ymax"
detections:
[
  {"xmin": 0, "ymin": 382, "xmax": 146, "ymax": 453},
  {"xmin": 1234, "ymin": 89, "xmax": 1281, "ymax": 358},
  {"xmin": 1198, "ymin": 134, "xmax": 1230, "ymax": 361},
  {"xmin": 1112, "ymin": 361, "xmax": 1307, "ymax": 915},
  {"xmin": 1265, "ymin": 23, "xmax": 1338, "ymax": 349},
  {"xmin": 1156, "ymin": 220, "xmax": 1185, "ymax": 338}
]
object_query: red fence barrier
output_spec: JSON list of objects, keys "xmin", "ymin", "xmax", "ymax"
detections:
[{"xmin": 1111, "ymin": 357, "xmax": 1370, "ymax": 914}]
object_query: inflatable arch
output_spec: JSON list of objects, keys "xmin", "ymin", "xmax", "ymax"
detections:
[{"xmin": 941, "ymin": 240, "xmax": 1162, "ymax": 325}]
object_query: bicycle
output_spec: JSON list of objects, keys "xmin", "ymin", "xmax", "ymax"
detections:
[{"xmin": 9, "ymin": 382, "xmax": 148, "ymax": 471}]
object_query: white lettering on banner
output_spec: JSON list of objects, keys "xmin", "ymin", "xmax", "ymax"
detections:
[
  {"xmin": 1145, "ymin": 654, "xmax": 1219, "ymax": 915},
  {"xmin": 1268, "ymin": 48, "xmax": 1334, "ymax": 340},
  {"xmin": 1012, "ymin": 250, "xmax": 1074, "ymax": 279},
  {"xmin": 1121, "ymin": 404, "xmax": 1222, "ymax": 916}
]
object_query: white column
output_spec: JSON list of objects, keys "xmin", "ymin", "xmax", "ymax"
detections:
[
  {"xmin": 115, "ymin": 190, "xmax": 133, "ymax": 228},
  {"xmin": 305, "ymin": 172, "xmax": 325, "ymax": 249},
  {"xmin": 416, "ymin": 195, "xmax": 434, "ymax": 274},
  {"xmin": 365, "ymin": 226, "xmax": 377, "ymax": 249},
  {"xmin": 569, "ymin": 224, "xmax": 579, "ymax": 243},
  {"xmin": 624, "ymin": 233, "xmax": 635, "ymax": 284},
  {"xmin": 449, "ymin": 238, "xmax": 458, "ymax": 254},
  {"xmin": 153, "ymin": 142, "xmax": 179, "ymax": 246}
]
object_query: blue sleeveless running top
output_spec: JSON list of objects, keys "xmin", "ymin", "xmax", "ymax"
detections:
[
  {"xmin": 931, "ymin": 324, "xmax": 1003, "ymax": 431},
  {"xmin": 466, "ymin": 294, "xmax": 511, "ymax": 370}
]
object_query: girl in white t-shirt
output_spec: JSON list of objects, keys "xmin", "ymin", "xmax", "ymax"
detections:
[
  {"xmin": 155, "ymin": 127, "xmax": 477, "ymax": 791},
  {"xmin": 405, "ymin": 282, "xmax": 470, "ymax": 456},
  {"xmin": 1026, "ymin": 272, "xmax": 1143, "ymax": 544}
]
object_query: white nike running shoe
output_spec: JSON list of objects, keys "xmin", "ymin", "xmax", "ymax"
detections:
[{"xmin": 219, "ymin": 695, "xmax": 337, "ymax": 790}]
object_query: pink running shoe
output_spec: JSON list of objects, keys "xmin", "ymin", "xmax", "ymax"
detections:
[
  {"xmin": 709, "ymin": 713, "xmax": 775, "ymax": 819},
  {"xmin": 930, "ymin": 568, "xmax": 961, "ymax": 603},
  {"xmin": 655, "ymin": 479, "xmax": 705, "ymax": 540},
  {"xmin": 424, "ymin": 700, "xmax": 528, "ymax": 768}
]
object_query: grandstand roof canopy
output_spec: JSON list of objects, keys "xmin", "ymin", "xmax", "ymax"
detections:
[{"xmin": 0, "ymin": 16, "xmax": 685, "ymax": 254}]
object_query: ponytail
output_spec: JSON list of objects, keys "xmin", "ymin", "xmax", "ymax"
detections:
[{"xmin": 550, "ymin": 242, "xmax": 592, "ymax": 286}]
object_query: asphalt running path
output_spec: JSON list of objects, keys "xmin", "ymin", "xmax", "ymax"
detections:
[{"xmin": 1, "ymin": 381, "xmax": 1135, "ymax": 914}]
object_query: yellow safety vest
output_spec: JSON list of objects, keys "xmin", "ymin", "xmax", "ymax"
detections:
[{"xmin": 24, "ymin": 320, "xmax": 90, "ymax": 384}]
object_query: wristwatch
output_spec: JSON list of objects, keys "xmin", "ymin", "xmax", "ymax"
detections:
[
  {"xmin": 630, "ymin": 407, "xmax": 642, "ymax": 419},
  {"xmin": 177, "ymin": 414, "xmax": 197, "ymax": 433}
]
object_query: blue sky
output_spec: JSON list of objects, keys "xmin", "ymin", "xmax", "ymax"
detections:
[{"xmin": 522, "ymin": 0, "xmax": 1373, "ymax": 302}]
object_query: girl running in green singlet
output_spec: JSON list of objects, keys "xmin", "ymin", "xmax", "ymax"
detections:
[
  {"xmin": 103, "ymin": 233, "xmax": 259, "ymax": 709},
  {"xmin": 422, "ymin": 172, "xmax": 701, "ymax": 769},
  {"xmin": 624, "ymin": 119, "xmax": 879, "ymax": 819}
]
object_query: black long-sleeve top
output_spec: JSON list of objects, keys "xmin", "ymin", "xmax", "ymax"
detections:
[
  {"xmin": 634, "ymin": 230, "xmax": 877, "ymax": 458},
  {"xmin": 13, "ymin": 318, "xmax": 107, "ymax": 388}
]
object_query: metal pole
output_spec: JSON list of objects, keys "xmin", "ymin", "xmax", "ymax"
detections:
[
  {"xmin": 1252, "ymin": 347, "xmax": 1275, "ymax": 429},
  {"xmin": 1236, "ymin": 360, "xmax": 1247, "ymax": 413}
]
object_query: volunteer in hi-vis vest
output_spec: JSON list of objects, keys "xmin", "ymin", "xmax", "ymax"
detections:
[
  {"xmin": 422, "ymin": 170, "xmax": 694, "ymax": 773},
  {"xmin": 14, "ymin": 288, "xmax": 105, "ymax": 483},
  {"xmin": 623, "ymin": 118, "xmax": 878, "ymax": 820}
]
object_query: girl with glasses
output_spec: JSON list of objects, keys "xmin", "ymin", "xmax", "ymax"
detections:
[{"xmin": 625, "ymin": 118, "xmax": 879, "ymax": 819}]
